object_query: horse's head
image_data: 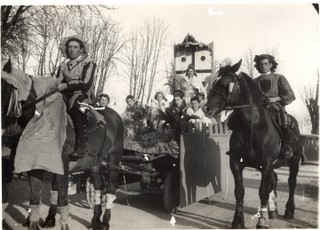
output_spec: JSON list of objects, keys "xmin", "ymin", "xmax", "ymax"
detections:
[
  {"xmin": 1, "ymin": 58, "xmax": 35, "ymax": 129},
  {"xmin": 205, "ymin": 59, "xmax": 242, "ymax": 118}
]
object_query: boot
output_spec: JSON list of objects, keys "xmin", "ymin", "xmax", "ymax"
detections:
[
  {"xmin": 69, "ymin": 109, "xmax": 87, "ymax": 158},
  {"xmin": 91, "ymin": 110, "xmax": 107, "ymax": 128},
  {"xmin": 91, "ymin": 205, "xmax": 103, "ymax": 230},
  {"xmin": 58, "ymin": 205, "xmax": 70, "ymax": 230},
  {"xmin": 28, "ymin": 205, "xmax": 41, "ymax": 230},
  {"xmin": 42, "ymin": 204, "xmax": 57, "ymax": 228},
  {"xmin": 273, "ymin": 128, "xmax": 293, "ymax": 168}
]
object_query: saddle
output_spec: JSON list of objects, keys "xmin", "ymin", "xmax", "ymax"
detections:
[
  {"xmin": 227, "ymin": 108, "xmax": 293, "ymax": 141},
  {"xmin": 267, "ymin": 109, "xmax": 294, "ymax": 139}
]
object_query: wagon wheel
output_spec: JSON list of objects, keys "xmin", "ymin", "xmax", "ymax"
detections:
[
  {"xmin": 85, "ymin": 177, "xmax": 95, "ymax": 208},
  {"xmin": 163, "ymin": 167, "xmax": 179, "ymax": 213}
]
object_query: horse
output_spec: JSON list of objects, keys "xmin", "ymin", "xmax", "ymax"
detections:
[
  {"xmin": 205, "ymin": 60, "xmax": 302, "ymax": 229},
  {"xmin": 1, "ymin": 59, "xmax": 123, "ymax": 230}
]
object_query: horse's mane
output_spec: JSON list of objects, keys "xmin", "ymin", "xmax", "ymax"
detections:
[{"xmin": 238, "ymin": 72, "xmax": 263, "ymax": 104}]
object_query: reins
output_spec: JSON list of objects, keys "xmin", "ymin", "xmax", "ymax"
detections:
[
  {"xmin": 22, "ymin": 88, "xmax": 59, "ymax": 111},
  {"xmin": 224, "ymin": 102, "xmax": 270, "ymax": 110}
]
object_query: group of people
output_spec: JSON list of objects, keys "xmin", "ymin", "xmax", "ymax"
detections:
[
  {"xmin": 54, "ymin": 34, "xmax": 295, "ymax": 162},
  {"xmin": 122, "ymin": 90, "xmax": 214, "ymax": 136}
]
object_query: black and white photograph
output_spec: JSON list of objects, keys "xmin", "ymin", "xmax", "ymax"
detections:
[{"xmin": 1, "ymin": 1, "xmax": 319, "ymax": 229}]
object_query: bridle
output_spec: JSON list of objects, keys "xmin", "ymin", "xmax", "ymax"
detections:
[
  {"xmin": 210, "ymin": 73, "xmax": 269, "ymax": 111},
  {"xmin": 210, "ymin": 72, "xmax": 240, "ymax": 111}
]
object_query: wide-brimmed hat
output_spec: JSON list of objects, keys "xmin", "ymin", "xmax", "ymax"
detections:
[{"xmin": 59, "ymin": 35, "xmax": 90, "ymax": 58}]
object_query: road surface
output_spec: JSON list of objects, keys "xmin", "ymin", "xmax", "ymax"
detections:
[{"xmin": 2, "ymin": 164, "xmax": 318, "ymax": 229}]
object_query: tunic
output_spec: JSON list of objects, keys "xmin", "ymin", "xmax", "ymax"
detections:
[
  {"xmin": 254, "ymin": 73, "xmax": 295, "ymax": 105},
  {"xmin": 57, "ymin": 55, "xmax": 96, "ymax": 109}
]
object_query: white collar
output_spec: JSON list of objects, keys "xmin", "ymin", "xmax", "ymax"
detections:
[{"xmin": 261, "ymin": 71, "xmax": 271, "ymax": 75}]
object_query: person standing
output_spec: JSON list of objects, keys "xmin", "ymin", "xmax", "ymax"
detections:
[
  {"xmin": 56, "ymin": 35, "xmax": 96, "ymax": 158},
  {"xmin": 254, "ymin": 54, "xmax": 295, "ymax": 164}
]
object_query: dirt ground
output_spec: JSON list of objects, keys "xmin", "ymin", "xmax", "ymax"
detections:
[{"xmin": 2, "ymin": 164, "xmax": 318, "ymax": 229}]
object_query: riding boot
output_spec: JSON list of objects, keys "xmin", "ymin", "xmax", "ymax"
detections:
[
  {"xmin": 69, "ymin": 109, "xmax": 87, "ymax": 158},
  {"xmin": 90, "ymin": 110, "xmax": 107, "ymax": 127},
  {"xmin": 281, "ymin": 128, "xmax": 293, "ymax": 160},
  {"xmin": 58, "ymin": 205, "xmax": 70, "ymax": 230},
  {"xmin": 28, "ymin": 204, "xmax": 41, "ymax": 230},
  {"xmin": 273, "ymin": 128, "xmax": 293, "ymax": 168}
]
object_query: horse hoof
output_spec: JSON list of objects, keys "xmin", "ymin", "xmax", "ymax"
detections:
[
  {"xmin": 102, "ymin": 225, "xmax": 110, "ymax": 230},
  {"xmin": 268, "ymin": 211, "xmax": 278, "ymax": 219},
  {"xmin": 60, "ymin": 224, "xmax": 70, "ymax": 230},
  {"xmin": 256, "ymin": 225, "xmax": 269, "ymax": 229},
  {"xmin": 42, "ymin": 218, "xmax": 56, "ymax": 228},
  {"xmin": 231, "ymin": 222, "xmax": 245, "ymax": 229},
  {"xmin": 232, "ymin": 224, "xmax": 245, "ymax": 229},
  {"xmin": 90, "ymin": 222, "xmax": 103, "ymax": 230},
  {"xmin": 284, "ymin": 211, "xmax": 294, "ymax": 219},
  {"xmin": 29, "ymin": 221, "xmax": 40, "ymax": 230}
]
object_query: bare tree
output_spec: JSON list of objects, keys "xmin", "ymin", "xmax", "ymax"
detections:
[
  {"xmin": 1, "ymin": 5, "xmax": 114, "ymax": 66},
  {"xmin": 73, "ymin": 16, "xmax": 126, "ymax": 97},
  {"xmin": 123, "ymin": 17, "xmax": 169, "ymax": 105},
  {"xmin": 243, "ymin": 47, "xmax": 255, "ymax": 77},
  {"xmin": 300, "ymin": 71, "xmax": 319, "ymax": 134},
  {"xmin": 1, "ymin": 6, "xmax": 32, "ymax": 54}
]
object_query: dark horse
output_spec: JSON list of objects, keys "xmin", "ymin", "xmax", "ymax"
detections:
[
  {"xmin": 1, "ymin": 59, "xmax": 123, "ymax": 230},
  {"xmin": 205, "ymin": 60, "xmax": 302, "ymax": 229}
]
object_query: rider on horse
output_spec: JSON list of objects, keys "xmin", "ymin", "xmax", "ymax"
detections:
[
  {"xmin": 56, "ymin": 35, "xmax": 96, "ymax": 159},
  {"xmin": 253, "ymin": 54, "xmax": 295, "ymax": 165}
]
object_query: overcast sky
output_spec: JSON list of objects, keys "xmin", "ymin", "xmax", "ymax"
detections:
[
  {"xmin": 101, "ymin": 4, "xmax": 319, "ymax": 122},
  {"xmin": 5, "ymin": 1, "xmax": 320, "ymax": 131}
]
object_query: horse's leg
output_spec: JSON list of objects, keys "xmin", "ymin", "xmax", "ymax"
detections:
[
  {"xmin": 42, "ymin": 174, "xmax": 59, "ymax": 228},
  {"xmin": 90, "ymin": 166, "xmax": 104, "ymax": 230},
  {"xmin": 284, "ymin": 153, "xmax": 300, "ymax": 219},
  {"xmin": 56, "ymin": 171, "xmax": 70, "ymax": 230},
  {"xmin": 268, "ymin": 170, "xmax": 278, "ymax": 219},
  {"xmin": 229, "ymin": 155, "xmax": 245, "ymax": 229},
  {"xmin": 52, "ymin": 148, "xmax": 71, "ymax": 230},
  {"xmin": 26, "ymin": 169, "xmax": 45, "ymax": 230},
  {"xmin": 256, "ymin": 159, "xmax": 273, "ymax": 229},
  {"xmin": 102, "ymin": 164, "xmax": 118, "ymax": 230}
]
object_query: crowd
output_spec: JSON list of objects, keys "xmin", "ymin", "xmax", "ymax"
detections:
[{"xmin": 121, "ymin": 89, "xmax": 216, "ymax": 142}]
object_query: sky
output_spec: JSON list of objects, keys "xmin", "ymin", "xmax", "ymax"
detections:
[
  {"xmin": 100, "ymin": 4, "xmax": 319, "ymax": 127},
  {"xmin": 4, "ymin": 1, "xmax": 320, "ymax": 132}
]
